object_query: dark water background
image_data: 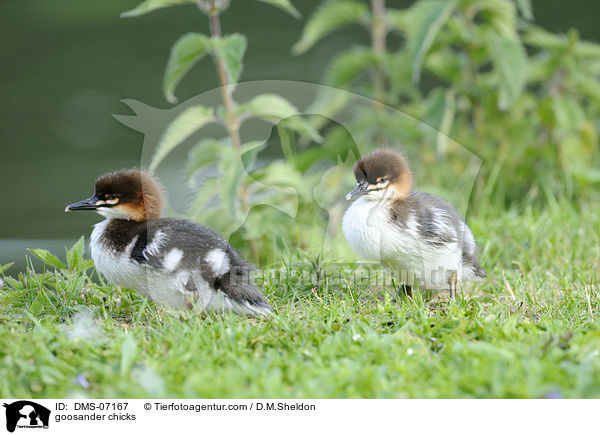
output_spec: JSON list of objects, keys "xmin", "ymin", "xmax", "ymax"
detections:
[{"xmin": 1, "ymin": 0, "xmax": 599, "ymax": 270}]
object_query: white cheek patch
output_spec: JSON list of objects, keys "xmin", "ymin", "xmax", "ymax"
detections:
[
  {"xmin": 163, "ymin": 248, "xmax": 183, "ymax": 272},
  {"xmin": 206, "ymin": 249, "xmax": 230, "ymax": 276},
  {"xmin": 97, "ymin": 207, "xmax": 130, "ymax": 219}
]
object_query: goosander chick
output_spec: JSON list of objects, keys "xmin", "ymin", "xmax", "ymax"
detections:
[
  {"xmin": 342, "ymin": 149, "xmax": 485, "ymax": 298},
  {"xmin": 65, "ymin": 169, "xmax": 272, "ymax": 316}
]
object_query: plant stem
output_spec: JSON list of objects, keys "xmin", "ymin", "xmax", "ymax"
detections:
[
  {"xmin": 205, "ymin": 0, "xmax": 257, "ymax": 260},
  {"xmin": 207, "ymin": 4, "xmax": 241, "ymax": 151},
  {"xmin": 370, "ymin": 0, "xmax": 386, "ymax": 108}
]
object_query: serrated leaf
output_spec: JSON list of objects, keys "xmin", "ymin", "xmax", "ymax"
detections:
[
  {"xmin": 187, "ymin": 177, "xmax": 219, "ymax": 217},
  {"xmin": 406, "ymin": 0, "xmax": 456, "ymax": 83},
  {"xmin": 477, "ymin": 0, "xmax": 517, "ymax": 40},
  {"xmin": 241, "ymin": 141, "xmax": 267, "ymax": 170},
  {"xmin": 30, "ymin": 293, "xmax": 45, "ymax": 316},
  {"xmin": 212, "ymin": 34, "xmax": 247, "ymax": 86},
  {"xmin": 246, "ymin": 94, "xmax": 299, "ymax": 120},
  {"xmin": 256, "ymin": 0, "xmax": 300, "ymax": 19},
  {"xmin": 150, "ymin": 105, "xmax": 215, "ymax": 172},
  {"xmin": 121, "ymin": 0, "xmax": 194, "ymax": 18},
  {"xmin": 185, "ymin": 139, "xmax": 225, "ymax": 180},
  {"xmin": 325, "ymin": 48, "xmax": 378, "ymax": 88},
  {"xmin": 292, "ymin": 1, "xmax": 368, "ymax": 55},
  {"xmin": 487, "ymin": 31, "xmax": 526, "ymax": 110},
  {"xmin": 67, "ymin": 236, "xmax": 85, "ymax": 271},
  {"xmin": 164, "ymin": 33, "xmax": 211, "ymax": 104},
  {"xmin": 29, "ymin": 249, "xmax": 65, "ymax": 270},
  {"xmin": 219, "ymin": 147, "xmax": 245, "ymax": 218},
  {"xmin": 244, "ymin": 94, "xmax": 322, "ymax": 142}
]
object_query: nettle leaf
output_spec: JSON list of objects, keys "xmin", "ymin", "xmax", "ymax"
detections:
[
  {"xmin": 476, "ymin": 0, "xmax": 517, "ymax": 40},
  {"xmin": 246, "ymin": 93, "xmax": 298, "ymax": 120},
  {"xmin": 164, "ymin": 33, "xmax": 211, "ymax": 104},
  {"xmin": 150, "ymin": 105, "xmax": 215, "ymax": 172},
  {"xmin": 255, "ymin": 0, "xmax": 300, "ymax": 19},
  {"xmin": 219, "ymin": 147, "xmax": 245, "ymax": 218},
  {"xmin": 406, "ymin": 0, "xmax": 456, "ymax": 83},
  {"xmin": 523, "ymin": 24, "xmax": 567, "ymax": 51},
  {"xmin": 241, "ymin": 141, "xmax": 267, "ymax": 170},
  {"xmin": 28, "ymin": 249, "xmax": 65, "ymax": 270},
  {"xmin": 292, "ymin": 1, "xmax": 368, "ymax": 55},
  {"xmin": 487, "ymin": 31, "xmax": 526, "ymax": 110},
  {"xmin": 186, "ymin": 139, "xmax": 225, "ymax": 181},
  {"xmin": 212, "ymin": 34, "xmax": 247, "ymax": 86},
  {"xmin": 121, "ymin": 0, "xmax": 194, "ymax": 18},
  {"xmin": 244, "ymin": 94, "xmax": 322, "ymax": 142},
  {"xmin": 386, "ymin": 9, "xmax": 410, "ymax": 34},
  {"xmin": 325, "ymin": 48, "xmax": 378, "ymax": 88},
  {"xmin": 515, "ymin": 0, "xmax": 533, "ymax": 21}
]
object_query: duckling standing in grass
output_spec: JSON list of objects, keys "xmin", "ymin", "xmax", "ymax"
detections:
[
  {"xmin": 342, "ymin": 149, "xmax": 485, "ymax": 298},
  {"xmin": 65, "ymin": 169, "xmax": 272, "ymax": 316}
]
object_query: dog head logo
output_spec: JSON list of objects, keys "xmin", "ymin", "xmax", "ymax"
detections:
[{"xmin": 3, "ymin": 401, "xmax": 50, "ymax": 432}]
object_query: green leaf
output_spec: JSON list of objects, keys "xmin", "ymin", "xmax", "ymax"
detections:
[
  {"xmin": 219, "ymin": 147, "xmax": 245, "ymax": 218},
  {"xmin": 523, "ymin": 24, "xmax": 567, "ymax": 51},
  {"xmin": 576, "ymin": 76, "xmax": 600, "ymax": 105},
  {"xmin": 325, "ymin": 48, "xmax": 378, "ymax": 88},
  {"xmin": 246, "ymin": 93, "xmax": 299, "ymax": 120},
  {"xmin": 0, "ymin": 263, "xmax": 13, "ymax": 275},
  {"xmin": 186, "ymin": 139, "xmax": 225, "ymax": 180},
  {"xmin": 164, "ymin": 33, "xmax": 211, "ymax": 104},
  {"xmin": 30, "ymin": 293, "xmax": 45, "ymax": 316},
  {"xmin": 120, "ymin": 333, "xmax": 138, "ymax": 376},
  {"xmin": 515, "ymin": 0, "xmax": 533, "ymax": 21},
  {"xmin": 292, "ymin": 1, "xmax": 368, "ymax": 55},
  {"xmin": 66, "ymin": 237, "xmax": 85, "ymax": 271},
  {"xmin": 406, "ymin": 0, "xmax": 456, "ymax": 83},
  {"xmin": 487, "ymin": 31, "xmax": 526, "ymax": 110},
  {"xmin": 255, "ymin": 0, "xmax": 300, "ymax": 19},
  {"xmin": 552, "ymin": 96, "xmax": 585, "ymax": 132},
  {"xmin": 150, "ymin": 105, "xmax": 215, "ymax": 172},
  {"xmin": 29, "ymin": 249, "xmax": 65, "ymax": 270},
  {"xmin": 121, "ymin": 0, "xmax": 194, "ymax": 18},
  {"xmin": 385, "ymin": 9, "xmax": 410, "ymax": 34},
  {"xmin": 476, "ymin": 0, "xmax": 518, "ymax": 40},
  {"xmin": 212, "ymin": 34, "xmax": 247, "ymax": 86},
  {"xmin": 241, "ymin": 141, "xmax": 267, "ymax": 170},
  {"xmin": 244, "ymin": 94, "xmax": 322, "ymax": 142},
  {"xmin": 187, "ymin": 177, "xmax": 219, "ymax": 217}
]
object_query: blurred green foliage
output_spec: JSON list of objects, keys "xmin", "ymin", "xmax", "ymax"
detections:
[
  {"xmin": 297, "ymin": 0, "xmax": 600, "ymax": 206},
  {"xmin": 123, "ymin": 0, "xmax": 599, "ymax": 264}
]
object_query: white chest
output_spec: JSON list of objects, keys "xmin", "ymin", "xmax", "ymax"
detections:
[
  {"xmin": 342, "ymin": 198, "xmax": 422, "ymax": 263},
  {"xmin": 90, "ymin": 220, "xmax": 147, "ymax": 292},
  {"xmin": 342, "ymin": 198, "xmax": 462, "ymax": 288}
]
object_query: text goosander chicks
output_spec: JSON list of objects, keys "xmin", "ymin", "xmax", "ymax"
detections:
[
  {"xmin": 342, "ymin": 149, "xmax": 486, "ymax": 298},
  {"xmin": 65, "ymin": 169, "xmax": 272, "ymax": 316}
]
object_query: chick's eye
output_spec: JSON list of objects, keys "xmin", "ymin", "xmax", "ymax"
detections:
[{"xmin": 379, "ymin": 177, "xmax": 389, "ymax": 183}]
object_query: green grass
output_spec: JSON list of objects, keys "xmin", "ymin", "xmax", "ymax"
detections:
[{"xmin": 1, "ymin": 197, "xmax": 599, "ymax": 398}]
